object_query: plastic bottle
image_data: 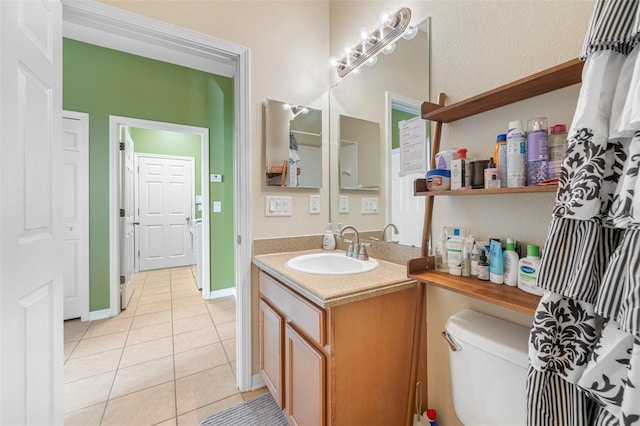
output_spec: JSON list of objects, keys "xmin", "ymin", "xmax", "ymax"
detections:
[
  {"xmin": 461, "ymin": 245, "xmax": 471, "ymax": 277},
  {"xmin": 457, "ymin": 148, "xmax": 471, "ymax": 188},
  {"xmin": 547, "ymin": 124, "xmax": 568, "ymax": 179},
  {"xmin": 447, "ymin": 235, "xmax": 465, "ymax": 276},
  {"xmin": 489, "ymin": 239, "xmax": 504, "ymax": 284},
  {"xmin": 503, "ymin": 238, "xmax": 519, "ymax": 286},
  {"xmin": 527, "ymin": 117, "xmax": 549, "ymax": 186},
  {"xmin": 518, "ymin": 244, "xmax": 544, "ymax": 296},
  {"xmin": 484, "ymin": 157, "xmax": 499, "ymax": 189},
  {"xmin": 506, "ymin": 120, "xmax": 527, "ymax": 187},
  {"xmin": 322, "ymin": 223, "xmax": 336, "ymax": 250},
  {"xmin": 470, "ymin": 244, "xmax": 479, "ymax": 277},
  {"xmin": 435, "ymin": 229, "xmax": 449, "ymax": 272},
  {"xmin": 494, "ymin": 134, "xmax": 508, "ymax": 188},
  {"xmin": 477, "ymin": 250, "xmax": 489, "ymax": 281}
]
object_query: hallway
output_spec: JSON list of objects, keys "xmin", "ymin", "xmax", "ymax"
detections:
[{"xmin": 63, "ymin": 267, "xmax": 265, "ymax": 425}]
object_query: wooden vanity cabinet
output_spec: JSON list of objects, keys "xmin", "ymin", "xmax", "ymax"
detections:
[{"xmin": 258, "ymin": 270, "xmax": 420, "ymax": 426}]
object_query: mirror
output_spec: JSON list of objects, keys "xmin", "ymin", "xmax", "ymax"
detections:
[
  {"xmin": 339, "ymin": 115, "xmax": 381, "ymax": 190},
  {"xmin": 329, "ymin": 17, "xmax": 430, "ymax": 247},
  {"xmin": 265, "ymin": 99, "xmax": 322, "ymax": 188}
]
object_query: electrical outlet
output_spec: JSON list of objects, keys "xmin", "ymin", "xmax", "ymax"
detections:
[
  {"xmin": 339, "ymin": 195, "xmax": 349, "ymax": 213},
  {"xmin": 309, "ymin": 195, "xmax": 320, "ymax": 214}
]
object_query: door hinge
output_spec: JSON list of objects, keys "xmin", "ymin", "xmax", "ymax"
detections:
[
  {"xmin": 138, "ymin": 250, "xmax": 140, "ymax": 258},
  {"xmin": 120, "ymin": 275, "xmax": 125, "ymax": 284},
  {"xmin": 120, "ymin": 208, "xmax": 125, "ymax": 217},
  {"xmin": 119, "ymin": 142, "xmax": 125, "ymax": 151},
  {"xmin": 237, "ymin": 235, "xmax": 242, "ymax": 245}
]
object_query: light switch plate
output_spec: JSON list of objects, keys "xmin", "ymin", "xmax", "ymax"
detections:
[
  {"xmin": 213, "ymin": 201, "xmax": 222, "ymax": 212},
  {"xmin": 309, "ymin": 195, "xmax": 320, "ymax": 214},
  {"xmin": 361, "ymin": 197, "xmax": 379, "ymax": 215},
  {"xmin": 265, "ymin": 196, "xmax": 292, "ymax": 217},
  {"xmin": 210, "ymin": 174, "xmax": 222, "ymax": 183},
  {"xmin": 339, "ymin": 196, "xmax": 349, "ymax": 213}
]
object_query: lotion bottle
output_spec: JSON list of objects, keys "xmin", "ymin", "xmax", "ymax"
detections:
[
  {"xmin": 322, "ymin": 223, "xmax": 336, "ymax": 250},
  {"xmin": 503, "ymin": 238, "xmax": 519, "ymax": 286},
  {"xmin": 489, "ymin": 239, "xmax": 504, "ymax": 284},
  {"xmin": 518, "ymin": 245, "xmax": 544, "ymax": 295}
]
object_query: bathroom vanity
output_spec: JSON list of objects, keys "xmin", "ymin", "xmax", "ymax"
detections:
[{"xmin": 253, "ymin": 250, "xmax": 420, "ymax": 426}]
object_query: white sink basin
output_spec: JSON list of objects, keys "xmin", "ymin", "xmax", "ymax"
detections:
[{"xmin": 285, "ymin": 252, "xmax": 378, "ymax": 275}]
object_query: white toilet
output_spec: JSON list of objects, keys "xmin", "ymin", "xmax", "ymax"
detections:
[{"xmin": 443, "ymin": 310, "xmax": 529, "ymax": 425}]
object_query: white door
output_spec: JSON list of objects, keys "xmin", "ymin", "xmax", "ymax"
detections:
[
  {"xmin": 0, "ymin": 0, "xmax": 63, "ymax": 424},
  {"xmin": 120, "ymin": 128, "xmax": 136, "ymax": 308},
  {"xmin": 62, "ymin": 112, "xmax": 89, "ymax": 320},
  {"xmin": 137, "ymin": 154, "xmax": 195, "ymax": 270}
]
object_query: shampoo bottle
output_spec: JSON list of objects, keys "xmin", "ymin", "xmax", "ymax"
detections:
[
  {"xmin": 503, "ymin": 238, "xmax": 519, "ymax": 286},
  {"xmin": 470, "ymin": 244, "xmax": 479, "ymax": 278},
  {"xmin": 489, "ymin": 239, "xmax": 504, "ymax": 284},
  {"xmin": 518, "ymin": 245, "xmax": 544, "ymax": 295},
  {"xmin": 322, "ymin": 223, "xmax": 336, "ymax": 250},
  {"xmin": 506, "ymin": 120, "xmax": 527, "ymax": 187}
]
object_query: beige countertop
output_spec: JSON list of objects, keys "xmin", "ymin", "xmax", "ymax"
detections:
[{"xmin": 252, "ymin": 249, "xmax": 416, "ymax": 308}]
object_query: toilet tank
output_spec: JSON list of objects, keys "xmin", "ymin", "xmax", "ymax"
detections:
[{"xmin": 444, "ymin": 310, "xmax": 530, "ymax": 426}]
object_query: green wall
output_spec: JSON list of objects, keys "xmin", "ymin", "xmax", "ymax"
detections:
[
  {"xmin": 63, "ymin": 38, "xmax": 236, "ymax": 311},
  {"xmin": 129, "ymin": 127, "xmax": 202, "ymax": 219}
]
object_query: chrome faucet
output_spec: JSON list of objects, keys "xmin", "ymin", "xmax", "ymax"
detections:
[
  {"xmin": 381, "ymin": 223, "xmax": 399, "ymax": 243},
  {"xmin": 338, "ymin": 225, "xmax": 369, "ymax": 260}
]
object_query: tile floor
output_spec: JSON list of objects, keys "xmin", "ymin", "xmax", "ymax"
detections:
[{"xmin": 63, "ymin": 266, "xmax": 266, "ymax": 426}]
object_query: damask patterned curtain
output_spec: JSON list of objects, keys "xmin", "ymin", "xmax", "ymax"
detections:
[{"xmin": 527, "ymin": 1, "xmax": 640, "ymax": 425}]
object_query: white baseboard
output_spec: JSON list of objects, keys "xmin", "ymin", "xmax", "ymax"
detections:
[
  {"xmin": 89, "ymin": 309, "xmax": 111, "ymax": 321},
  {"xmin": 204, "ymin": 287, "xmax": 236, "ymax": 300},
  {"xmin": 251, "ymin": 373, "xmax": 265, "ymax": 391}
]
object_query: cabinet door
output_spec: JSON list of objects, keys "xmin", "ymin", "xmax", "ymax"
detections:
[
  {"xmin": 285, "ymin": 323, "xmax": 325, "ymax": 426},
  {"xmin": 259, "ymin": 299, "xmax": 284, "ymax": 408}
]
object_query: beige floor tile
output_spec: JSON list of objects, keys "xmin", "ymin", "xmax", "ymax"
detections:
[
  {"xmin": 141, "ymin": 285, "xmax": 171, "ymax": 297},
  {"xmin": 171, "ymin": 288, "xmax": 200, "ymax": 300},
  {"xmin": 70, "ymin": 332, "xmax": 128, "ymax": 359},
  {"xmin": 174, "ymin": 343, "xmax": 228, "ymax": 379},
  {"xmin": 210, "ymin": 308, "xmax": 235, "ymax": 325},
  {"xmin": 64, "ymin": 318, "xmax": 91, "ymax": 332},
  {"xmin": 175, "ymin": 364, "xmax": 238, "ymax": 415},
  {"xmin": 173, "ymin": 327, "xmax": 219, "ymax": 354},
  {"xmin": 222, "ymin": 338, "xmax": 236, "ymax": 362},
  {"xmin": 170, "ymin": 280, "xmax": 196, "ymax": 291},
  {"xmin": 206, "ymin": 296, "xmax": 236, "ymax": 312},
  {"xmin": 101, "ymin": 382, "xmax": 176, "ymax": 426},
  {"xmin": 173, "ymin": 314, "xmax": 213, "ymax": 335},
  {"xmin": 135, "ymin": 300, "xmax": 172, "ymax": 316},
  {"xmin": 126, "ymin": 322, "xmax": 173, "ymax": 346},
  {"xmin": 138, "ymin": 292, "xmax": 172, "ymax": 306},
  {"xmin": 215, "ymin": 321, "xmax": 236, "ymax": 341},
  {"xmin": 172, "ymin": 303, "xmax": 208, "ymax": 321},
  {"xmin": 64, "ymin": 348, "xmax": 122, "ymax": 383},
  {"xmin": 64, "ymin": 340, "xmax": 79, "ymax": 361},
  {"xmin": 64, "ymin": 325, "xmax": 89, "ymax": 343},
  {"xmin": 131, "ymin": 310, "xmax": 172, "ymax": 329},
  {"xmin": 110, "ymin": 356, "xmax": 174, "ymax": 399},
  {"xmin": 116, "ymin": 305, "xmax": 137, "ymax": 319},
  {"xmin": 120, "ymin": 336, "xmax": 173, "ymax": 368},
  {"xmin": 63, "ymin": 402, "xmax": 106, "ymax": 426},
  {"xmin": 155, "ymin": 418, "xmax": 177, "ymax": 426},
  {"xmin": 171, "ymin": 295, "xmax": 203, "ymax": 309},
  {"xmin": 83, "ymin": 316, "xmax": 133, "ymax": 339},
  {"xmin": 176, "ymin": 393, "xmax": 243, "ymax": 426},
  {"xmin": 242, "ymin": 387, "xmax": 268, "ymax": 401},
  {"xmin": 64, "ymin": 370, "xmax": 115, "ymax": 413}
]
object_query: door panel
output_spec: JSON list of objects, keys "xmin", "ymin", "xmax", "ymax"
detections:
[
  {"xmin": 120, "ymin": 128, "xmax": 136, "ymax": 308},
  {"xmin": 138, "ymin": 154, "xmax": 194, "ymax": 270},
  {"xmin": 62, "ymin": 113, "xmax": 89, "ymax": 320},
  {"xmin": 1, "ymin": 0, "xmax": 63, "ymax": 423}
]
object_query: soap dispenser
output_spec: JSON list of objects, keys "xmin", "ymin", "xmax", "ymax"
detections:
[{"xmin": 322, "ymin": 223, "xmax": 336, "ymax": 250}]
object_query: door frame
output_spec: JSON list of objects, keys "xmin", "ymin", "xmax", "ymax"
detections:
[
  {"xmin": 110, "ymin": 117, "xmax": 211, "ymax": 301},
  {"xmin": 63, "ymin": 1, "xmax": 253, "ymax": 391},
  {"xmin": 134, "ymin": 152, "xmax": 197, "ymax": 274},
  {"xmin": 63, "ymin": 110, "xmax": 90, "ymax": 321}
]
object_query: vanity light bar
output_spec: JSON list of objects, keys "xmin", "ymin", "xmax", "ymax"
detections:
[{"xmin": 336, "ymin": 7, "xmax": 412, "ymax": 78}]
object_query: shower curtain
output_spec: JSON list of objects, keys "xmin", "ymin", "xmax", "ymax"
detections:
[{"xmin": 527, "ymin": 1, "xmax": 640, "ymax": 424}]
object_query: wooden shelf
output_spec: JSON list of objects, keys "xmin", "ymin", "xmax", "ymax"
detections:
[
  {"xmin": 421, "ymin": 58, "xmax": 583, "ymax": 123},
  {"xmin": 407, "ymin": 257, "xmax": 540, "ymax": 315},
  {"xmin": 414, "ymin": 178, "xmax": 558, "ymax": 196}
]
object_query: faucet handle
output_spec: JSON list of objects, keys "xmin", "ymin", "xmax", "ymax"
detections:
[
  {"xmin": 344, "ymin": 239, "xmax": 354, "ymax": 257},
  {"xmin": 357, "ymin": 243, "xmax": 371, "ymax": 260}
]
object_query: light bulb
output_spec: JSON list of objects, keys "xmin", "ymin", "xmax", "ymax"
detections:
[
  {"xmin": 377, "ymin": 8, "xmax": 392, "ymax": 26},
  {"xmin": 365, "ymin": 55, "xmax": 378, "ymax": 66},
  {"xmin": 359, "ymin": 28, "xmax": 369, "ymax": 42},
  {"xmin": 403, "ymin": 26, "xmax": 418, "ymax": 40},
  {"xmin": 382, "ymin": 42, "xmax": 396, "ymax": 55},
  {"xmin": 352, "ymin": 67, "xmax": 361, "ymax": 75}
]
